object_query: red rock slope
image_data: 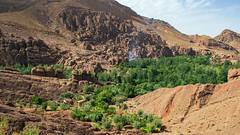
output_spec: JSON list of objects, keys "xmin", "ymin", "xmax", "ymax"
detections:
[{"xmin": 127, "ymin": 68, "xmax": 240, "ymax": 135}]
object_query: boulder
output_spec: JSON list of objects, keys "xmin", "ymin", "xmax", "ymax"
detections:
[
  {"xmin": 35, "ymin": 67, "xmax": 46, "ymax": 77},
  {"xmin": 31, "ymin": 67, "xmax": 37, "ymax": 75},
  {"xmin": 46, "ymin": 67, "xmax": 55, "ymax": 77}
]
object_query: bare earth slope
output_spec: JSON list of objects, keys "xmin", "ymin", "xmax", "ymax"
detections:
[
  {"xmin": 127, "ymin": 68, "xmax": 240, "ymax": 135},
  {"xmin": 0, "ymin": 0, "xmax": 239, "ymax": 71}
]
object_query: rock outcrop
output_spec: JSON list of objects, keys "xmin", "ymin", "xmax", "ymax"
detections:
[
  {"xmin": 228, "ymin": 68, "xmax": 240, "ymax": 81},
  {"xmin": 0, "ymin": 104, "xmax": 94, "ymax": 135},
  {"xmin": 214, "ymin": 29, "xmax": 240, "ymax": 51},
  {"xmin": 71, "ymin": 70, "xmax": 103, "ymax": 86},
  {"xmin": 0, "ymin": 71, "xmax": 78, "ymax": 101},
  {"xmin": 58, "ymin": 6, "xmax": 134, "ymax": 44},
  {"xmin": 31, "ymin": 67, "xmax": 63, "ymax": 79},
  {"xmin": 127, "ymin": 68, "xmax": 240, "ymax": 135},
  {"xmin": 0, "ymin": 37, "xmax": 60, "ymax": 66}
]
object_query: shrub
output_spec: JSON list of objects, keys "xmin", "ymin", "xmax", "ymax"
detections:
[
  {"xmin": 113, "ymin": 115, "xmax": 120, "ymax": 123},
  {"xmin": 119, "ymin": 103, "xmax": 127, "ymax": 110},
  {"xmin": 115, "ymin": 122, "xmax": 123, "ymax": 130},
  {"xmin": 92, "ymin": 122, "xmax": 103, "ymax": 130},
  {"xmin": 35, "ymin": 110, "xmax": 41, "ymax": 115},
  {"xmin": 85, "ymin": 112, "xmax": 103, "ymax": 122},
  {"xmin": 21, "ymin": 125, "xmax": 39, "ymax": 135},
  {"xmin": 137, "ymin": 109, "xmax": 144, "ymax": 117},
  {"xmin": 7, "ymin": 96, "xmax": 12, "ymax": 102},
  {"xmin": 81, "ymin": 102, "xmax": 91, "ymax": 112},
  {"xmin": 76, "ymin": 94, "xmax": 82, "ymax": 100},
  {"xmin": 60, "ymin": 103, "xmax": 70, "ymax": 110},
  {"xmin": 60, "ymin": 91, "xmax": 74, "ymax": 99},
  {"xmin": 106, "ymin": 107, "xmax": 116, "ymax": 115},
  {"xmin": 84, "ymin": 94, "xmax": 91, "ymax": 101},
  {"xmin": 147, "ymin": 124, "xmax": 157, "ymax": 133},
  {"xmin": 141, "ymin": 113, "xmax": 148, "ymax": 119},
  {"xmin": 101, "ymin": 116, "xmax": 112, "ymax": 129},
  {"xmin": 83, "ymin": 85, "xmax": 95, "ymax": 94},
  {"xmin": 153, "ymin": 117, "xmax": 162, "ymax": 128},
  {"xmin": 128, "ymin": 114, "xmax": 139, "ymax": 124},
  {"xmin": 23, "ymin": 99, "xmax": 28, "ymax": 106},
  {"xmin": 47, "ymin": 101, "xmax": 58, "ymax": 111},
  {"xmin": 133, "ymin": 121, "xmax": 141, "ymax": 129},
  {"xmin": 20, "ymin": 103, "xmax": 23, "ymax": 109},
  {"xmin": 16, "ymin": 99, "xmax": 20, "ymax": 104},
  {"xmin": 32, "ymin": 96, "xmax": 42, "ymax": 105},
  {"xmin": 71, "ymin": 113, "xmax": 77, "ymax": 119},
  {"xmin": 147, "ymin": 114, "xmax": 154, "ymax": 122},
  {"xmin": 41, "ymin": 101, "xmax": 48, "ymax": 110},
  {"xmin": 0, "ymin": 115, "xmax": 8, "ymax": 134}
]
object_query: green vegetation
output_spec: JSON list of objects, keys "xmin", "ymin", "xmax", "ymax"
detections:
[
  {"xmin": 31, "ymin": 96, "xmax": 42, "ymax": 105},
  {"xmin": 41, "ymin": 101, "xmax": 48, "ymax": 110},
  {"xmin": 16, "ymin": 99, "xmax": 20, "ymax": 104},
  {"xmin": 7, "ymin": 96, "xmax": 12, "ymax": 102},
  {"xmin": 35, "ymin": 110, "xmax": 41, "ymax": 115},
  {"xmin": 82, "ymin": 85, "xmax": 95, "ymax": 94},
  {"xmin": 21, "ymin": 125, "xmax": 39, "ymax": 135},
  {"xmin": 60, "ymin": 91, "xmax": 74, "ymax": 99},
  {"xmin": 101, "ymin": 116, "xmax": 112, "ymax": 129},
  {"xmin": 60, "ymin": 103, "xmax": 70, "ymax": 110},
  {"xmin": 0, "ymin": 115, "xmax": 8, "ymax": 135},
  {"xmin": 76, "ymin": 94, "xmax": 83, "ymax": 100},
  {"xmin": 47, "ymin": 101, "xmax": 58, "ymax": 111},
  {"xmin": 97, "ymin": 55, "xmax": 240, "ymax": 96}
]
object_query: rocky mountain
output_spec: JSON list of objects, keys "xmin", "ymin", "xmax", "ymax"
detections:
[
  {"xmin": 214, "ymin": 29, "xmax": 240, "ymax": 51},
  {"xmin": 0, "ymin": 0, "xmax": 239, "ymax": 72},
  {"xmin": 126, "ymin": 68, "xmax": 240, "ymax": 135}
]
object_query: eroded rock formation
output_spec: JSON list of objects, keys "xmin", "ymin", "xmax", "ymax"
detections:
[
  {"xmin": 0, "ymin": 37, "xmax": 60, "ymax": 66},
  {"xmin": 31, "ymin": 67, "xmax": 63, "ymax": 79},
  {"xmin": 71, "ymin": 70, "xmax": 103, "ymax": 86}
]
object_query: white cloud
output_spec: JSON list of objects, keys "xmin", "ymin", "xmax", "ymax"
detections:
[{"xmin": 116, "ymin": 0, "xmax": 240, "ymax": 37}]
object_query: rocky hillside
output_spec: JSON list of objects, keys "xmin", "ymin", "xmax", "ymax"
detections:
[
  {"xmin": 127, "ymin": 68, "xmax": 240, "ymax": 135},
  {"xmin": 214, "ymin": 29, "xmax": 240, "ymax": 51},
  {"xmin": 0, "ymin": 0, "xmax": 239, "ymax": 72}
]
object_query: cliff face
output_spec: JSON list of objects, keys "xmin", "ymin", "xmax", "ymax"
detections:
[
  {"xmin": 127, "ymin": 68, "xmax": 240, "ymax": 135},
  {"xmin": 0, "ymin": 37, "xmax": 60, "ymax": 66}
]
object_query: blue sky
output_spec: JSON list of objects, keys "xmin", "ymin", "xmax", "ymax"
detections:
[{"xmin": 116, "ymin": 0, "xmax": 240, "ymax": 37}]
